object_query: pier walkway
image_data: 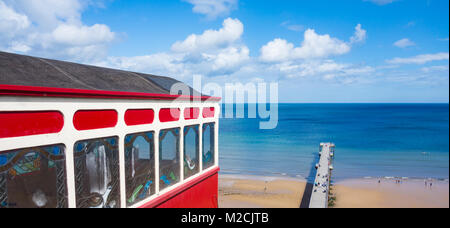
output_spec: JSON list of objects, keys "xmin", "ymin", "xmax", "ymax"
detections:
[{"xmin": 309, "ymin": 143, "xmax": 335, "ymax": 208}]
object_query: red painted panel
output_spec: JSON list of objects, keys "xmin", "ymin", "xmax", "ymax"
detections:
[
  {"xmin": 125, "ymin": 109, "xmax": 154, "ymax": 126},
  {"xmin": 140, "ymin": 167, "xmax": 219, "ymax": 208},
  {"xmin": 184, "ymin": 108, "xmax": 200, "ymax": 120},
  {"xmin": 159, "ymin": 108, "xmax": 180, "ymax": 122},
  {"xmin": 202, "ymin": 107, "xmax": 215, "ymax": 118},
  {"xmin": 0, "ymin": 84, "xmax": 222, "ymax": 101},
  {"xmin": 0, "ymin": 111, "xmax": 64, "ymax": 138},
  {"xmin": 73, "ymin": 110, "xmax": 118, "ymax": 130}
]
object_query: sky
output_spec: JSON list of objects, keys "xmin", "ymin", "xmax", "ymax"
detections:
[{"xmin": 0, "ymin": 0, "xmax": 449, "ymax": 103}]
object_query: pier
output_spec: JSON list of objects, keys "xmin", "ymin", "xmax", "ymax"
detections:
[{"xmin": 309, "ymin": 143, "xmax": 335, "ymax": 208}]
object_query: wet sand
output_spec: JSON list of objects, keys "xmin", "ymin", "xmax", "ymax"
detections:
[
  {"xmin": 218, "ymin": 175, "xmax": 306, "ymax": 208},
  {"xmin": 333, "ymin": 178, "xmax": 449, "ymax": 208}
]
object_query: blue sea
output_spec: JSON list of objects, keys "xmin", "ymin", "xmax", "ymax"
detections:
[{"xmin": 219, "ymin": 104, "xmax": 449, "ymax": 181}]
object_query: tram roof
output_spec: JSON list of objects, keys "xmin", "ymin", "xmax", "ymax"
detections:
[{"xmin": 0, "ymin": 51, "xmax": 219, "ymax": 101}]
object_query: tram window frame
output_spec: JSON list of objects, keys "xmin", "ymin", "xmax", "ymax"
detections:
[
  {"xmin": 124, "ymin": 131, "xmax": 156, "ymax": 207},
  {"xmin": 159, "ymin": 128, "xmax": 181, "ymax": 191},
  {"xmin": 183, "ymin": 125, "xmax": 200, "ymax": 180},
  {"xmin": 0, "ymin": 144, "xmax": 68, "ymax": 208},
  {"xmin": 73, "ymin": 136, "xmax": 121, "ymax": 208},
  {"xmin": 202, "ymin": 123, "xmax": 216, "ymax": 170}
]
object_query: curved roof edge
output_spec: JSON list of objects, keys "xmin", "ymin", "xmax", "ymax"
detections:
[
  {"xmin": 0, "ymin": 51, "xmax": 220, "ymax": 101},
  {"xmin": 0, "ymin": 84, "xmax": 221, "ymax": 101}
]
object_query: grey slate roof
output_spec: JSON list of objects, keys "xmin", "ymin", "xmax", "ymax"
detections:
[{"xmin": 0, "ymin": 51, "xmax": 197, "ymax": 95}]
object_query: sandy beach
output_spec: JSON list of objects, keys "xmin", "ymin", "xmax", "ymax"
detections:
[
  {"xmin": 219, "ymin": 174, "xmax": 449, "ymax": 208},
  {"xmin": 333, "ymin": 178, "xmax": 449, "ymax": 208},
  {"xmin": 219, "ymin": 175, "xmax": 306, "ymax": 208}
]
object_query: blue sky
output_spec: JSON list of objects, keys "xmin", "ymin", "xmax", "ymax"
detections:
[{"xmin": 0, "ymin": 0, "xmax": 449, "ymax": 102}]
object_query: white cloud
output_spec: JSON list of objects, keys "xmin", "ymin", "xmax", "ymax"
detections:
[
  {"xmin": 104, "ymin": 18, "xmax": 249, "ymax": 78},
  {"xmin": 387, "ymin": 52, "xmax": 449, "ymax": 65},
  {"xmin": 9, "ymin": 41, "xmax": 31, "ymax": 52},
  {"xmin": 350, "ymin": 24, "xmax": 367, "ymax": 44},
  {"xmin": 203, "ymin": 46, "xmax": 250, "ymax": 73},
  {"xmin": 4, "ymin": 0, "xmax": 83, "ymax": 28},
  {"xmin": 293, "ymin": 29, "xmax": 351, "ymax": 59},
  {"xmin": 185, "ymin": 0, "xmax": 238, "ymax": 19},
  {"xmin": 260, "ymin": 25, "xmax": 367, "ymax": 62},
  {"xmin": 172, "ymin": 18, "xmax": 243, "ymax": 53},
  {"xmin": 0, "ymin": 0, "xmax": 115, "ymax": 62},
  {"xmin": 0, "ymin": 1, "xmax": 30, "ymax": 37},
  {"xmin": 394, "ymin": 38, "xmax": 415, "ymax": 48},
  {"xmin": 257, "ymin": 24, "xmax": 373, "ymax": 82},
  {"xmin": 269, "ymin": 60, "xmax": 374, "ymax": 79},
  {"xmin": 421, "ymin": 65, "xmax": 449, "ymax": 73},
  {"xmin": 260, "ymin": 39, "xmax": 295, "ymax": 62},
  {"xmin": 364, "ymin": 0, "xmax": 397, "ymax": 5},
  {"xmin": 52, "ymin": 24, "xmax": 115, "ymax": 46}
]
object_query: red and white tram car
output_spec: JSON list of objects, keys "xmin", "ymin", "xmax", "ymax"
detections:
[{"xmin": 0, "ymin": 51, "xmax": 220, "ymax": 208}]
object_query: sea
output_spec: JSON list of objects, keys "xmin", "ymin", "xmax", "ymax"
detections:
[{"xmin": 219, "ymin": 104, "xmax": 449, "ymax": 182}]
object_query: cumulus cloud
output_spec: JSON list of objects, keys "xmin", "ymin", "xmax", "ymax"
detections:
[
  {"xmin": 52, "ymin": 24, "xmax": 115, "ymax": 46},
  {"xmin": 260, "ymin": 24, "xmax": 367, "ymax": 62},
  {"xmin": 394, "ymin": 38, "xmax": 415, "ymax": 48},
  {"xmin": 256, "ymin": 24, "xmax": 373, "ymax": 82},
  {"xmin": 4, "ymin": 0, "xmax": 83, "ymax": 28},
  {"xmin": 387, "ymin": 52, "xmax": 449, "ymax": 65},
  {"xmin": 104, "ymin": 18, "xmax": 249, "ymax": 78},
  {"xmin": 203, "ymin": 46, "xmax": 250, "ymax": 73},
  {"xmin": 172, "ymin": 18, "xmax": 243, "ymax": 53},
  {"xmin": 0, "ymin": 1, "xmax": 30, "ymax": 37},
  {"xmin": 0, "ymin": 0, "xmax": 115, "ymax": 62},
  {"xmin": 185, "ymin": 0, "xmax": 238, "ymax": 19}
]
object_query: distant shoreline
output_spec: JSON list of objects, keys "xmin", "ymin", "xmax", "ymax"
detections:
[{"xmin": 219, "ymin": 170, "xmax": 450, "ymax": 183}]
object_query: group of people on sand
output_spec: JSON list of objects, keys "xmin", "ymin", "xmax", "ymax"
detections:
[
  {"xmin": 377, "ymin": 178, "xmax": 403, "ymax": 184},
  {"xmin": 376, "ymin": 178, "xmax": 437, "ymax": 189}
]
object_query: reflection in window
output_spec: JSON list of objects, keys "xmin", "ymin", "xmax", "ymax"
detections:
[
  {"xmin": 202, "ymin": 123, "xmax": 215, "ymax": 170},
  {"xmin": 74, "ymin": 137, "xmax": 120, "ymax": 208},
  {"xmin": 184, "ymin": 125, "xmax": 199, "ymax": 179},
  {"xmin": 124, "ymin": 132, "xmax": 155, "ymax": 206},
  {"xmin": 159, "ymin": 128, "xmax": 180, "ymax": 190},
  {"xmin": 0, "ymin": 145, "xmax": 67, "ymax": 208}
]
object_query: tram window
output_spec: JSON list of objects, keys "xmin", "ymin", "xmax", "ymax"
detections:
[
  {"xmin": 124, "ymin": 132, "xmax": 155, "ymax": 206},
  {"xmin": 202, "ymin": 123, "xmax": 215, "ymax": 170},
  {"xmin": 0, "ymin": 145, "xmax": 67, "ymax": 208},
  {"xmin": 159, "ymin": 128, "xmax": 180, "ymax": 191},
  {"xmin": 184, "ymin": 125, "xmax": 200, "ymax": 179},
  {"xmin": 73, "ymin": 137, "xmax": 120, "ymax": 208}
]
